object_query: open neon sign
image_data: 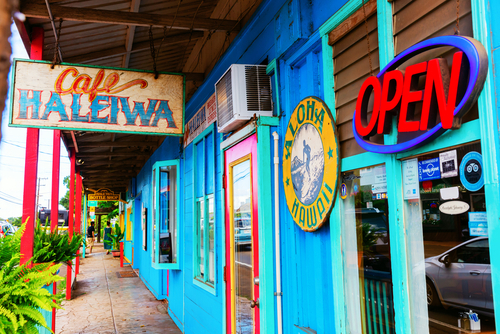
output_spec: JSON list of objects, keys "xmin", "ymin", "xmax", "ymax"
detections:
[{"xmin": 353, "ymin": 36, "xmax": 488, "ymax": 153}]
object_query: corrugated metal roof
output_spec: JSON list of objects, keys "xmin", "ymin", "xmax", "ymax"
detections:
[{"xmin": 19, "ymin": 0, "xmax": 262, "ymax": 192}]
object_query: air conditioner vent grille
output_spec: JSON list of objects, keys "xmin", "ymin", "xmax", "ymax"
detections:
[
  {"xmin": 216, "ymin": 68, "xmax": 233, "ymax": 128},
  {"xmin": 245, "ymin": 66, "xmax": 272, "ymax": 112}
]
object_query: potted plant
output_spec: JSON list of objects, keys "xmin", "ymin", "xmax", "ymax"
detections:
[
  {"xmin": 104, "ymin": 224, "xmax": 125, "ymax": 257},
  {"xmin": 32, "ymin": 219, "xmax": 83, "ymax": 265},
  {"xmin": 0, "ymin": 222, "xmax": 64, "ymax": 333}
]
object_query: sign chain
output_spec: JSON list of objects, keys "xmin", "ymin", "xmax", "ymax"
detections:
[
  {"xmin": 51, "ymin": 18, "xmax": 63, "ymax": 69},
  {"xmin": 361, "ymin": 0, "xmax": 373, "ymax": 76},
  {"xmin": 178, "ymin": 1, "xmax": 203, "ymax": 72},
  {"xmin": 148, "ymin": 26, "xmax": 171, "ymax": 79},
  {"xmin": 454, "ymin": 0, "xmax": 460, "ymax": 35}
]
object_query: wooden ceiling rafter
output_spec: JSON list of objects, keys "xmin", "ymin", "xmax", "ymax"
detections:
[
  {"xmin": 76, "ymin": 151, "xmax": 152, "ymax": 157},
  {"xmin": 76, "ymin": 141, "xmax": 158, "ymax": 148},
  {"xmin": 81, "ymin": 170, "xmax": 139, "ymax": 175},
  {"xmin": 21, "ymin": 2, "xmax": 242, "ymax": 31},
  {"xmin": 64, "ymin": 31, "xmax": 203, "ymax": 64}
]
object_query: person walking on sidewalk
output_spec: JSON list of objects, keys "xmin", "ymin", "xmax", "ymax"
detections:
[
  {"xmin": 104, "ymin": 222, "xmax": 112, "ymax": 255},
  {"xmin": 87, "ymin": 221, "xmax": 95, "ymax": 254}
]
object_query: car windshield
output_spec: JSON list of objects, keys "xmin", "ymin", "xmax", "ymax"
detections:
[{"xmin": 362, "ymin": 213, "xmax": 388, "ymax": 232}]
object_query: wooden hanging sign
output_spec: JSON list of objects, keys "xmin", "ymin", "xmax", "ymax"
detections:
[
  {"xmin": 87, "ymin": 188, "xmax": 119, "ymax": 201},
  {"xmin": 282, "ymin": 97, "xmax": 340, "ymax": 232},
  {"xmin": 9, "ymin": 60, "xmax": 185, "ymax": 136}
]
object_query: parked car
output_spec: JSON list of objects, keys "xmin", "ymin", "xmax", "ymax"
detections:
[
  {"xmin": 235, "ymin": 217, "xmax": 251, "ymax": 246},
  {"xmin": 425, "ymin": 237, "xmax": 493, "ymax": 317},
  {"xmin": 0, "ymin": 222, "xmax": 16, "ymax": 236}
]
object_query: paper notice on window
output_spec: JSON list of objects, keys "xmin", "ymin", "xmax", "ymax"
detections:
[
  {"xmin": 469, "ymin": 212, "xmax": 488, "ymax": 237},
  {"xmin": 373, "ymin": 165, "xmax": 386, "ymax": 184},
  {"xmin": 403, "ymin": 158, "xmax": 420, "ymax": 200},
  {"xmin": 360, "ymin": 167, "xmax": 374, "ymax": 186},
  {"xmin": 439, "ymin": 149, "xmax": 458, "ymax": 178}
]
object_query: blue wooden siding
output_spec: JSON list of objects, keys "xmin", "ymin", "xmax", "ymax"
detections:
[
  {"xmin": 127, "ymin": 1, "xmax": 361, "ymax": 333},
  {"xmin": 276, "ymin": 42, "xmax": 336, "ymax": 333}
]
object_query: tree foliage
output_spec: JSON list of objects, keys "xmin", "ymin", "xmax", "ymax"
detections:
[
  {"xmin": 59, "ymin": 176, "xmax": 84, "ymax": 210},
  {"xmin": 98, "ymin": 201, "xmax": 119, "ymax": 220},
  {"xmin": 6, "ymin": 217, "xmax": 22, "ymax": 228}
]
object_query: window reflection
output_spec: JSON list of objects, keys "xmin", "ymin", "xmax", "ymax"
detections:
[
  {"xmin": 158, "ymin": 165, "xmax": 176, "ymax": 264},
  {"xmin": 404, "ymin": 143, "xmax": 495, "ymax": 333},
  {"xmin": 342, "ymin": 165, "xmax": 396, "ymax": 334},
  {"xmin": 232, "ymin": 159, "xmax": 253, "ymax": 334}
]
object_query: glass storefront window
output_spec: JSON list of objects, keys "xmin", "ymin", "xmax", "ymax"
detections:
[
  {"xmin": 151, "ymin": 160, "xmax": 180, "ymax": 270},
  {"xmin": 403, "ymin": 142, "xmax": 496, "ymax": 333},
  {"xmin": 342, "ymin": 165, "xmax": 396, "ymax": 334},
  {"xmin": 193, "ymin": 128, "xmax": 216, "ymax": 289}
]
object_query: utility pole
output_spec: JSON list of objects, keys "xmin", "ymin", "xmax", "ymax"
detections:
[{"xmin": 35, "ymin": 177, "xmax": 48, "ymax": 222}]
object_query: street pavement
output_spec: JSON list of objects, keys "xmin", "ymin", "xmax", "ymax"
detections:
[{"xmin": 56, "ymin": 244, "xmax": 181, "ymax": 334}]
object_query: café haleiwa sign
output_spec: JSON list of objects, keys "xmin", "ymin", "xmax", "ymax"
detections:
[
  {"xmin": 353, "ymin": 36, "xmax": 488, "ymax": 153},
  {"xmin": 88, "ymin": 188, "xmax": 119, "ymax": 201},
  {"xmin": 283, "ymin": 97, "xmax": 339, "ymax": 232},
  {"xmin": 9, "ymin": 60, "xmax": 184, "ymax": 135}
]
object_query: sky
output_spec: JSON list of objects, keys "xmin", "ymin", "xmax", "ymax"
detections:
[{"xmin": 0, "ymin": 23, "xmax": 70, "ymax": 219}]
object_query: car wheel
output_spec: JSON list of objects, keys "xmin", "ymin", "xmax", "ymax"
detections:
[{"xmin": 426, "ymin": 279, "xmax": 441, "ymax": 307}]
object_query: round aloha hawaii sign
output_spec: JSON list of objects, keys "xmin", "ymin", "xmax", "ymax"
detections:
[{"xmin": 283, "ymin": 97, "xmax": 340, "ymax": 232}]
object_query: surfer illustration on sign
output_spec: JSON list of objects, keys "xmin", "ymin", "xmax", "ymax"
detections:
[
  {"xmin": 303, "ymin": 140, "xmax": 311, "ymax": 179},
  {"xmin": 291, "ymin": 124, "xmax": 325, "ymax": 206}
]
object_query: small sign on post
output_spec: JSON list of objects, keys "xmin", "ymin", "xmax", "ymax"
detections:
[{"xmin": 88, "ymin": 188, "xmax": 119, "ymax": 201}]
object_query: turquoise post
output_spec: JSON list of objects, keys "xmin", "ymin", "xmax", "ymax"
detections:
[
  {"xmin": 82, "ymin": 194, "xmax": 87, "ymax": 258},
  {"xmin": 376, "ymin": 0, "xmax": 413, "ymax": 332},
  {"xmin": 471, "ymin": 0, "xmax": 500, "ymax": 328},
  {"xmin": 257, "ymin": 116, "xmax": 279, "ymax": 333}
]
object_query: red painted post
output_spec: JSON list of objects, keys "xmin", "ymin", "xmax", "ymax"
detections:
[
  {"xmin": 50, "ymin": 131, "xmax": 61, "ymax": 232},
  {"xmin": 20, "ymin": 26, "xmax": 43, "ymax": 265},
  {"xmin": 50, "ymin": 131, "xmax": 60, "ymax": 332},
  {"xmin": 76, "ymin": 168, "xmax": 82, "ymax": 234},
  {"xmin": 75, "ymin": 168, "xmax": 82, "ymax": 275},
  {"xmin": 66, "ymin": 150, "xmax": 75, "ymax": 300},
  {"xmin": 120, "ymin": 242, "xmax": 124, "ymax": 268}
]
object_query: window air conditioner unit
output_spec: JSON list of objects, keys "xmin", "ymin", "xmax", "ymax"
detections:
[{"xmin": 215, "ymin": 64, "xmax": 273, "ymax": 133}]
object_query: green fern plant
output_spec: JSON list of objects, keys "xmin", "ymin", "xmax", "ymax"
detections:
[
  {"xmin": 32, "ymin": 220, "xmax": 83, "ymax": 265},
  {"xmin": 0, "ymin": 221, "xmax": 63, "ymax": 334},
  {"xmin": 103, "ymin": 224, "xmax": 124, "ymax": 251}
]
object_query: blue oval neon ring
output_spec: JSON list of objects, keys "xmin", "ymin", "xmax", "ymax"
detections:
[{"xmin": 353, "ymin": 35, "xmax": 489, "ymax": 154}]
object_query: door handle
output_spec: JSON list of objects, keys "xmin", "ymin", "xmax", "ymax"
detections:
[
  {"xmin": 470, "ymin": 270, "xmax": 481, "ymax": 276},
  {"xmin": 250, "ymin": 298, "xmax": 260, "ymax": 308}
]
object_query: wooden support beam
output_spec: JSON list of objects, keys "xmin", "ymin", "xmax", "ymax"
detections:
[
  {"xmin": 21, "ymin": 3, "xmax": 241, "ymax": 32},
  {"xmin": 84, "ymin": 183, "xmax": 129, "ymax": 188},
  {"xmin": 81, "ymin": 166, "xmax": 140, "ymax": 172},
  {"xmin": 14, "ymin": 17, "xmax": 31, "ymax": 58},
  {"xmin": 74, "ymin": 141, "xmax": 159, "ymax": 148},
  {"xmin": 84, "ymin": 174, "xmax": 137, "ymax": 181},
  {"xmin": 64, "ymin": 31, "xmax": 203, "ymax": 64},
  {"xmin": 185, "ymin": 72, "xmax": 205, "ymax": 82},
  {"xmin": 122, "ymin": 0, "xmax": 141, "ymax": 68},
  {"xmin": 82, "ymin": 169, "xmax": 140, "ymax": 174},
  {"xmin": 76, "ymin": 152, "xmax": 151, "ymax": 157}
]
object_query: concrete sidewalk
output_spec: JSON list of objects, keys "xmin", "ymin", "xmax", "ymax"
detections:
[{"xmin": 56, "ymin": 244, "xmax": 181, "ymax": 334}]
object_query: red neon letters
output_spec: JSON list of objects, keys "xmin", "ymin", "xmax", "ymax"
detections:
[{"xmin": 355, "ymin": 51, "xmax": 464, "ymax": 137}]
